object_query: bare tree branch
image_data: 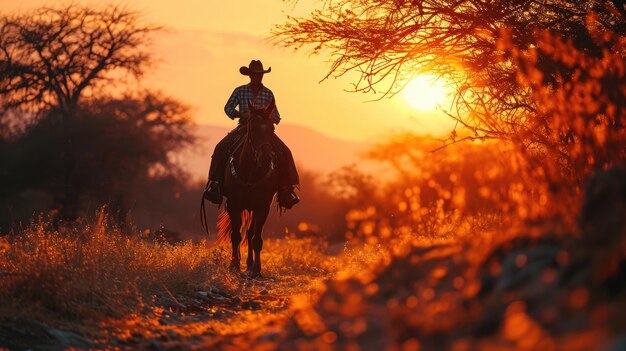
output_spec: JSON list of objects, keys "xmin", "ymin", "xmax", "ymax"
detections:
[{"xmin": 0, "ymin": 4, "xmax": 160, "ymax": 131}]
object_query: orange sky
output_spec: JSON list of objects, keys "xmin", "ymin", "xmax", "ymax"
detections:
[{"xmin": 0, "ymin": 0, "xmax": 455, "ymax": 142}]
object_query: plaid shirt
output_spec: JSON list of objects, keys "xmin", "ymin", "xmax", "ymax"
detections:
[{"xmin": 224, "ymin": 84, "xmax": 281, "ymax": 124}]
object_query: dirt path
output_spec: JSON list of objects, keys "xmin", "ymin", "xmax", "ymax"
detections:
[
  {"xmin": 100, "ymin": 243, "xmax": 454, "ymax": 351},
  {"xmin": 94, "ymin": 268, "xmax": 324, "ymax": 350}
]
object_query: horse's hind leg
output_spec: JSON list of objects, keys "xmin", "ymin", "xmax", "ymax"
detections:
[
  {"xmin": 245, "ymin": 223, "xmax": 254, "ymax": 273},
  {"xmin": 227, "ymin": 204, "xmax": 242, "ymax": 272}
]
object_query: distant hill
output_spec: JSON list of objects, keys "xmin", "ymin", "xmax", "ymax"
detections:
[{"xmin": 176, "ymin": 123, "xmax": 374, "ymax": 182}]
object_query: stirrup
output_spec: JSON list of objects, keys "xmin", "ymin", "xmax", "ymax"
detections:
[
  {"xmin": 204, "ymin": 181, "xmax": 222, "ymax": 204},
  {"xmin": 278, "ymin": 187, "xmax": 300, "ymax": 209}
]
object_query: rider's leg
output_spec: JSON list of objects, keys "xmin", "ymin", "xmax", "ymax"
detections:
[
  {"xmin": 271, "ymin": 135, "xmax": 300, "ymax": 209},
  {"xmin": 205, "ymin": 132, "xmax": 237, "ymax": 203},
  {"xmin": 208, "ymin": 141, "xmax": 228, "ymax": 181}
]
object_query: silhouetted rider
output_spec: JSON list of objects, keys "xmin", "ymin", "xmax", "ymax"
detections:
[{"xmin": 205, "ymin": 60, "xmax": 300, "ymax": 209}]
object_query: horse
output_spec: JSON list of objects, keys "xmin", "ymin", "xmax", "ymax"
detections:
[{"xmin": 213, "ymin": 100, "xmax": 279, "ymax": 278}]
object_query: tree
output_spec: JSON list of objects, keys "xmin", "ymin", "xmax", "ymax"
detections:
[
  {"xmin": 0, "ymin": 4, "xmax": 194, "ymax": 222},
  {"xmin": 273, "ymin": 0, "xmax": 626, "ymax": 186},
  {"xmin": 0, "ymin": 91, "xmax": 194, "ymax": 228},
  {"xmin": 0, "ymin": 4, "xmax": 158, "ymax": 133}
]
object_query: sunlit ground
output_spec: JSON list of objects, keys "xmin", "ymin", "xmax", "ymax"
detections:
[
  {"xmin": 1, "ymin": 209, "xmax": 622, "ymax": 350},
  {"xmin": 0, "ymin": 216, "xmax": 388, "ymax": 349}
]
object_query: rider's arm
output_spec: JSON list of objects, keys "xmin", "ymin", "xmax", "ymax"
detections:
[
  {"xmin": 224, "ymin": 88, "xmax": 241, "ymax": 119},
  {"xmin": 270, "ymin": 91, "xmax": 281, "ymax": 124}
]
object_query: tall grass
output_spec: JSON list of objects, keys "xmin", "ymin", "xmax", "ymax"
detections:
[
  {"xmin": 0, "ymin": 208, "xmax": 349, "ymax": 328},
  {"xmin": 0, "ymin": 210, "xmax": 218, "ymax": 321}
]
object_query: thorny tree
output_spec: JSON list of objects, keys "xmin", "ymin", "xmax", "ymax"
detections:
[
  {"xmin": 0, "ymin": 4, "xmax": 163, "ymax": 218},
  {"xmin": 274, "ymin": 0, "xmax": 626, "ymax": 187},
  {"xmin": 0, "ymin": 4, "xmax": 158, "ymax": 133}
]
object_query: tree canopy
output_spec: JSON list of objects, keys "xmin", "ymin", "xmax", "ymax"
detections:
[
  {"xmin": 275, "ymin": 1, "xmax": 625, "ymax": 96},
  {"xmin": 274, "ymin": 0, "xmax": 626, "ymax": 189},
  {"xmin": 0, "ymin": 4, "xmax": 158, "ymax": 134},
  {"xmin": 0, "ymin": 4, "xmax": 193, "ymax": 223}
]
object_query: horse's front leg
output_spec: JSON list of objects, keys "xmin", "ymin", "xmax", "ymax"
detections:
[
  {"xmin": 227, "ymin": 204, "xmax": 242, "ymax": 272},
  {"xmin": 251, "ymin": 206, "xmax": 270, "ymax": 277},
  {"xmin": 245, "ymin": 220, "xmax": 254, "ymax": 273}
]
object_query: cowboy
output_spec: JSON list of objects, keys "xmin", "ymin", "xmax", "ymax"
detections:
[{"xmin": 204, "ymin": 60, "xmax": 300, "ymax": 209}]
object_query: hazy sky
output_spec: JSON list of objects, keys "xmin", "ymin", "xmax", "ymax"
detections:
[{"xmin": 0, "ymin": 0, "xmax": 455, "ymax": 142}]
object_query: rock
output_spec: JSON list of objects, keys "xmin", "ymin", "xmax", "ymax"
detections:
[
  {"xmin": 241, "ymin": 300, "xmax": 261, "ymax": 310},
  {"xmin": 208, "ymin": 288, "xmax": 229, "ymax": 301},
  {"xmin": 472, "ymin": 304, "xmax": 507, "ymax": 337},
  {"xmin": 259, "ymin": 330, "xmax": 279, "ymax": 341},
  {"xmin": 580, "ymin": 167, "xmax": 626, "ymax": 251},
  {"xmin": 162, "ymin": 310, "xmax": 178, "ymax": 318},
  {"xmin": 213, "ymin": 309, "xmax": 224, "ymax": 318},
  {"xmin": 605, "ymin": 334, "xmax": 626, "ymax": 351},
  {"xmin": 148, "ymin": 339, "xmax": 164, "ymax": 351},
  {"xmin": 260, "ymin": 289, "xmax": 269, "ymax": 295},
  {"xmin": 159, "ymin": 310, "xmax": 181, "ymax": 325},
  {"xmin": 197, "ymin": 291, "xmax": 208, "ymax": 298},
  {"xmin": 167, "ymin": 329, "xmax": 179, "ymax": 339},
  {"xmin": 604, "ymin": 257, "xmax": 626, "ymax": 297},
  {"xmin": 213, "ymin": 309, "xmax": 234, "ymax": 319},
  {"xmin": 156, "ymin": 296, "xmax": 180, "ymax": 309},
  {"xmin": 47, "ymin": 328, "xmax": 93, "ymax": 348},
  {"xmin": 478, "ymin": 275, "xmax": 497, "ymax": 298},
  {"xmin": 495, "ymin": 245, "xmax": 560, "ymax": 293},
  {"xmin": 0, "ymin": 319, "xmax": 55, "ymax": 350},
  {"xmin": 559, "ymin": 259, "xmax": 591, "ymax": 288}
]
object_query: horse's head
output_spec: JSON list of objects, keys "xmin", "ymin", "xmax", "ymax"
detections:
[
  {"xmin": 248, "ymin": 99, "xmax": 275, "ymax": 124},
  {"xmin": 245, "ymin": 100, "xmax": 276, "ymax": 168}
]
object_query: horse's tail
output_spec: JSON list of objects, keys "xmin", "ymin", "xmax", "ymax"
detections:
[
  {"xmin": 240, "ymin": 210, "xmax": 253, "ymax": 247},
  {"xmin": 216, "ymin": 208, "xmax": 231, "ymax": 245},
  {"xmin": 216, "ymin": 208, "xmax": 253, "ymax": 247}
]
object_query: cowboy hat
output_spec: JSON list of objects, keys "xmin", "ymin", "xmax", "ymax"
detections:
[{"xmin": 239, "ymin": 60, "xmax": 271, "ymax": 75}]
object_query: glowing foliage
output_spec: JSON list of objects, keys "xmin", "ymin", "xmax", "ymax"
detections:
[{"xmin": 504, "ymin": 26, "xmax": 626, "ymax": 188}]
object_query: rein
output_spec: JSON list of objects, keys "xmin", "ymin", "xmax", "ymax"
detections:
[
  {"xmin": 200, "ymin": 179, "xmax": 211, "ymax": 235},
  {"xmin": 229, "ymin": 155, "xmax": 275, "ymax": 189},
  {"xmin": 200, "ymin": 191, "xmax": 209, "ymax": 234},
  {"xmin": 254, "ymin": 142, "xmax": 273, "ymax": 166}
]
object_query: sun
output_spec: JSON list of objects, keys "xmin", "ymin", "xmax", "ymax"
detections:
[{"xmin": 402, "ymin": 75, "xmax": 450, "ymax": 111}]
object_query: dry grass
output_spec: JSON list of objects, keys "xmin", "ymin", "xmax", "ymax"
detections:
[
  {"xmin": 0, "ymin": 209, "xmax": 382, "ymax": 330},
  {"xmin": 0, "ymin": 207, "xmax": 393, "ymax": 350},
  {"xmin": 0, "ymin": 210, "xmax": 218, "ymax": 322}
]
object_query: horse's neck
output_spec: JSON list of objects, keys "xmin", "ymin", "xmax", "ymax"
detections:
[{"xmin": 237, "ymin": 137, "xmax": 256, "ymax": 177}]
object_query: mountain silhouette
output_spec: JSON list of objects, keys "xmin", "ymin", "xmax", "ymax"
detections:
[{"xmin": 177, "ymin": 123, "xmax": 372, "ymax": 182}]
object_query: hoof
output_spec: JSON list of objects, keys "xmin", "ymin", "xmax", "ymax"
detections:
[
  {"xmin": 244, "ymin": 270, "xmax": 263, "ymax": 279},
  {"xmin": 229, "ymin": 261, "xmax": 240, "ymax": 273}
]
